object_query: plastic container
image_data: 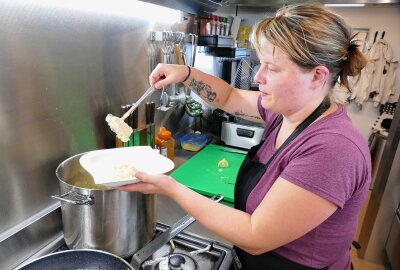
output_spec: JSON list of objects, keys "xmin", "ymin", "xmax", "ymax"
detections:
[
  {"xmin": 155, "ymin": 126, "xmax": 174, "ymax": 161},
  {"xmin": 180, "ymin": 133, "xmax": 209, "ymax": 152}
]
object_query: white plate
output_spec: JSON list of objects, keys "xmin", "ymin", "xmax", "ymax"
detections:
[{"xmin": 79, "ymin": 146, "xmax": 174, "ymax": 187}]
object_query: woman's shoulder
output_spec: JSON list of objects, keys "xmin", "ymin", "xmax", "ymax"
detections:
[
  {"xmin": 313, "ymin": 105, "xmax": 365, "ymax": 142},
  {"xmin": 300, "ymin": 105, "xmax": 371, "ymax": 163}
]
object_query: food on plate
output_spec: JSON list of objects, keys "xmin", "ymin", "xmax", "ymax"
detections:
[
  {"xmin": 113, "ymin": 164, "xmax": 137, "ymax": 180},
  {"xmin": 217, "ymin": 158, "xmax": 229, "ymax": 168}
]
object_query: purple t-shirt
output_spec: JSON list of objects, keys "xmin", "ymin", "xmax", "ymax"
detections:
[{"xmin": 251, "ymin": 98, "xmax": 371, "ymax": 269}]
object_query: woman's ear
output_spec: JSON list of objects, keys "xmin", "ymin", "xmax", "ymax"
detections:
[{"xmin": 310, "ymin": 66, "xmax": 330, "ymax": 90}]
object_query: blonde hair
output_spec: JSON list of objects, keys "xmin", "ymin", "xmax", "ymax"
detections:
[{"xmin": 251, "ymin": 3, "xmax": 366, "ymax": 91}]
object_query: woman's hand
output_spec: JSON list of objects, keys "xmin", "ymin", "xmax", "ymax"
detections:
[
  {"xmin": 116, "ymin": 171, "xmax": 176, "ymax": 196},
  {"xmin": 149, "ymin": 64, "xmax": 189, "ymax": 89}
]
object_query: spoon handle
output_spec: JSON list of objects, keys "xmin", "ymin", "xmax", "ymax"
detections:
[{"xmin": 121, "ymin": 86, "xmax": 155, "ymax": 121}]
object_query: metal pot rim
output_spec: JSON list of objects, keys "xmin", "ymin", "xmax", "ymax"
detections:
[{"xmin": 56, "ymin": 152, "xmax": 113, "ymax": 192}]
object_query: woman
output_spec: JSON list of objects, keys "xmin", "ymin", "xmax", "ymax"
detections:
[{"xmin": 118, "ymin": 3, "xmax": 371, "ymax": 269}]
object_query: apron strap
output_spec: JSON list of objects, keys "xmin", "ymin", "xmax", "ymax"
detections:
[
  {"xmin": 263, "ymin": 98, "xmax": 331, "ymax": 168},
  {"xmin": 235, "ymin": 97, "xmax": 331, "ymax": 211}
]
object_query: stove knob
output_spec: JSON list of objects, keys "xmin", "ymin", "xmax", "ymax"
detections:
[{"xmin": 169, "ymin": 254, "xmax": 186, "ymax": 268}]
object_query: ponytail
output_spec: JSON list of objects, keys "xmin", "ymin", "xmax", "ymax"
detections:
[{"xmin": 338, "ymin": 35, "xmax": 367, "ymax": 90}]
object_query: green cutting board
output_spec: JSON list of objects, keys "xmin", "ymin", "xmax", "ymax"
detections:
[{"xmin": 171, "ymin": 144, "xmax": 246, "ymax": 204}]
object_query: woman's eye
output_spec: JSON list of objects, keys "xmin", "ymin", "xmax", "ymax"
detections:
[{"xmin": 262, "ymin": 64, "xmax": 272, "ymax": 71}]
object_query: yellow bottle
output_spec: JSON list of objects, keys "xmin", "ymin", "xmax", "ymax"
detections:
[{"xmin": 155, "ymin": 126, "xmax": 174, "ymax": 161}]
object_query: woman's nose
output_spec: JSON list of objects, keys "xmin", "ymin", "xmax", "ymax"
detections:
[{"xmin": 253, "ymin": 68, "xmax": 265, "ymax": 85}]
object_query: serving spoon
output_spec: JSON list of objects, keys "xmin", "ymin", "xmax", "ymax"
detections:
[{"xmin": 106, "ymin": 86, "xmax": 155, "ymax": 142}]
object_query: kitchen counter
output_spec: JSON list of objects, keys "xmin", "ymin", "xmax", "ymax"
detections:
[
  {"xmin": 156, "ymin": 195, "xmax": 230, "ymax": 245},
  {"xmin": 156, "ymin": 135, "xmax": 233, "ymax": 246}
]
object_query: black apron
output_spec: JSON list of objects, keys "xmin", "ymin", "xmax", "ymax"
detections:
[{"xmin": 234, "ymin": 99, "xmax": 331, "ymax": 270}]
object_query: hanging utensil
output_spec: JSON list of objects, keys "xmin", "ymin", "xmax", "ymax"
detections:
[
  {"xmin": 179, "ymin": 32, "xmax": 187, "ymax": 66},
  {"xmin": 174, "ymin": 43, "xmax": 184, "ymax": 65},
  {"xmin": 190, "ymin": 34, "xmax": 198, "ymax": 67}
]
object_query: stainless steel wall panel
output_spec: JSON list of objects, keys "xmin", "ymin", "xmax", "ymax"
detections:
[
  {"xmin": 0, "ymin": 1, "xmax": 189, "ymax": 267},
  {"xmin": 0, "ymin": 204, "xmax": 63, "ymax": 270}
]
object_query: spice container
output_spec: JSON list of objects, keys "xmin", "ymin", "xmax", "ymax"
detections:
[{"xmin": 155, "ymin": 126, "xmax": 174, "ymax": 161}]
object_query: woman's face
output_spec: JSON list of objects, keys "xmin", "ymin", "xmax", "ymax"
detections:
[{"xmin": 253, "ymin": 40, "xmax": 315, "ymax": 116}]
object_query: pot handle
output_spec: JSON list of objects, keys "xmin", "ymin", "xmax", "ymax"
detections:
[
  {"xmin": 130, "ymin": 194, "xmax": 224, "ymax": 269},
  {"xmin": 51, "ymin": 191, "xmax": 94, "ymax": 205}
]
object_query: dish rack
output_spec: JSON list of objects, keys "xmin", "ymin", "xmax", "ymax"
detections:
[{"xmin": 231, "ymin": 58, "xmax": 257, "ymax": 90}]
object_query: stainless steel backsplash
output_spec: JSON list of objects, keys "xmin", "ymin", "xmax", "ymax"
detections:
[{"xmin": 0, "ymin": 2, "xmax": 190, "ymax": 268}]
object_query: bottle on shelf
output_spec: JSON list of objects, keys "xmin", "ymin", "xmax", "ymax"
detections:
[
  {"xmin": 200, "ymin": 16, "xmax": 207, "ymax": 35},
  {"xmin": 155, "ymin": 126, "xmax": 174, "ymax": 161},
  {"xmin": 221, "ymin": 17, "xmax": 226, "ymax": 36},
  {"xmin": 210, "ymin": 15, "xmax": 216, "ymax": 35},
  {"xmin": 220, "ymin": 17, "xmax": 223, "ymax": 35},
  {"xmin": 192, "ymin": 16, "xmax": 199, "ymax": 35},
  {"xmin": 215, "ymin": 16, "xmax": 221, "ymax": 36},
  {"xmin": 223, "ymin": 17, "xmax": 229, "ymax": 36}
]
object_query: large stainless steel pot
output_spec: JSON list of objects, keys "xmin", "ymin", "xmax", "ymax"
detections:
[
  {"xmin": 17, "ymin": 195, "xmax": 224, "ymax": 270},
  {"xmin": 52, "ymin": 153, "xmax": 155, "ymax": 258}
]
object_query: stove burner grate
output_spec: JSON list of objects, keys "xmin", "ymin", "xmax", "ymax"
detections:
[{"xmin": 52, "ymin": 223, "xmax": 235, "ymax": 270}]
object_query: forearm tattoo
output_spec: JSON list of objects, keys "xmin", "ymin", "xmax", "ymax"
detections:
[
  {"xmin": 188, "ymin": 78, "xmax": 217, "ymax": 103},
  {"xmin": 235, "ymin": 110, "xmax": 262, "ymax": 120}
]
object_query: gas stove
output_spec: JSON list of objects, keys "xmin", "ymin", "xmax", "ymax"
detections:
[
  {"xmin": 139, "ymin": 223, "xmax": 234, "ymax": 270},
  {"xmin": 53, "ymin": 223, "xmax": 239, "ymax": 270}
]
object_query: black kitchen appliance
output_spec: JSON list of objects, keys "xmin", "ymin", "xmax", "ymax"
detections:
[{"xmin": 211, "ymin": 109, "xmax": 231, "ymax": 136}]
